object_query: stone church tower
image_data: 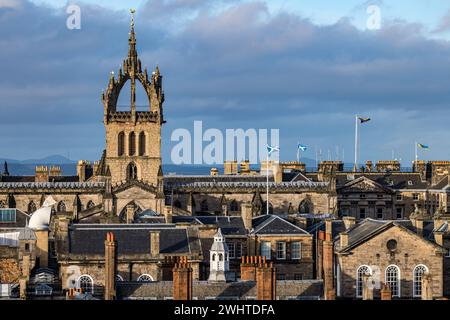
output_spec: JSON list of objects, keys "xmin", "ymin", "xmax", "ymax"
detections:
[{"xmin": 101, "ymin": 13, "xmax": 165, "ymax": 186}]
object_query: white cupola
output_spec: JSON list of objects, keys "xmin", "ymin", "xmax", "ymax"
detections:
[{"xmin": 208, "ymin": 228, "xmax": 229, "ymax": 282}]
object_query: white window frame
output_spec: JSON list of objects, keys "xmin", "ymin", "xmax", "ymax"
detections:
[
  {"xmin": 227, "ymin": 242, "xmax": 235, "ymax": 259},
  {"xmin": 0, "ymin": 209, "xmax": 16, "ymax": 223},
  {"xmin": 77, "ymin": 274, "xmax": 94, "ymax": 294},
  {"xmin": 385, "ymin": 265, "xmax": 401, "ymax": 298},
  {"xmin": 137, "ymin": 274, "xmax": 154, "ymax": 282},
  {"xmin": 291, "ymin": 241, "xmax": 302, "ymax": 260},
  {"xmin": 356, "ymin": 265, "xmax": 372, "ymax": 298},
  {"xmin": 260, "ymin": 241, "xmax": 271, "ymax": 260},
  {"xmin": 413, "ymin": 265, "xmax": 428, "ymax": 298},
  {"xmin": 276, "ymin": 241, "xmax": 286, "ymax": 260}
]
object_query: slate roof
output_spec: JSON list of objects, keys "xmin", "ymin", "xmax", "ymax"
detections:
[
  {"xmin": 335, "ymin": 173, "xmax": 429, "ymax": 190},
  {"xmin": 252, "ymin": 215, "xmax": 309, "ymax": 235},
  {"xmin": 68, "ymin": 224, "xmax": 190, "ymax": 255},
  {"xmin": 172, "ymin": 216, "xmax": 246, "ymax": 236},
  {"xmin": 336, "ymin": 218, "xmax": 440, "ymax": 253},
  {"xmin": 432, "ymin": 176, "xmax": 450, "ymax": 190},
  {"xmin": 307, "ymin": 220, "xmax": 346, "ymax": 240}
]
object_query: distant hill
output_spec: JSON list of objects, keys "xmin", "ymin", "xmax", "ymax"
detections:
[
  {"xmin": 0, "ymin": 155, "xmax": 77, "ymax": 176},
  {"xmin": 0, "ymin": 155, "xmax": 354, "ymax": 176}
]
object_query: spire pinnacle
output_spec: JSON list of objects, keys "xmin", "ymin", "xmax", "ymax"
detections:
[{"xmin": 2, "ymin": 161, "xmax": 9, "ymax": 176}]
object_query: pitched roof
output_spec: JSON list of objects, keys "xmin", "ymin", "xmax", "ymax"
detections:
[
  {"xmin": 336, "ymin": 218, "xmax": 441, "ymax": 253},
  {"xmin": 172, "ymin": 216, "xmax": 246, "ymax": 236},
  {"xmin": 252, "ymin": 215, "xmax": 309, "ymax": 235},
  {"xmin": 68, "ymin": 224, "xmax": 190, "ymax": 255}
]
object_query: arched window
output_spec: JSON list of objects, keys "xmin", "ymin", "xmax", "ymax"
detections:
[
  {"xmin": 137, "ymin": 274, "xmax": 154, "ymax": 282},
  {"xmin": 262, "ymin": 201, "xmax": 273, "ymax": 214},
  {"xmin": 28, "ymin": 201, "xmax": 37, "ymax": 213},
  {"xmin": 298, "ymin": 199, "xmax": 312, "ymax": 214},
  {"xmin": 0, "ymin": 201, "xmax": 5, "ymax": 208},
  {"xmin": 77, "ymin": 275, "xmax": 94, "ymax": 294},
  {"xmin": 138, "ymin": 132, "xmax": 146, "ymax": 156},
  {"xmin": 385, "ymin": 265, "xmax": 400, "ymax": 297},
  {"xmin": 356, "ymin": 265, "xmax": 372, "ymax": 298},
  {"xmin": 413, "ymin": 265, "xmax": 428, "ymax": 297},
  {"xmin": 212, "ymin": 253, "xmax": 216, "ymax": 261},
  {"xmin": 87, "ymin": 200, "xmax": 95, "ymax": 209},
  {"xmin": 200, "ymin": 200, "xmax": 209, "ymax": 212},
  {"xmin": 116, "ymin": 275, "xmax": 124, "ymax": 282},
  {"xmin": 118, "ymin": 131, "xmax": 125, "ymax": 156},
  {"xmin": 126, "ymin": 162, "xmax": 138, "ymax": 181},
  {"xmin": 129, "ymin": 131, "xmax": 136, "ymax": 156},
  {"xmin": 230, "ymin": 200, "xmax": 239, "ymax": 212},
  {"xmin": 173, "ymin": 200, "xmax": 182, "ymax": 209},
  {"xmin": 57, "ymin": 201, "xmax": 66, "ymax": 212}
]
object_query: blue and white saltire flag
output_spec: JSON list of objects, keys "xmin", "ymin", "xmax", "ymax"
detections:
[
  {"xmin": 298, "ymin": 144, "xmax": 307, "ymax": 152},
  {"xmin": 417, "ymin": 143, "xmax": 429, "ymax": 149},
  {"xmin": 267, "ymin": 145, "xmax": 279, "ymax": 156}
]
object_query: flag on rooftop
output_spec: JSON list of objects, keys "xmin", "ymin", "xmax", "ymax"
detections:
[
  {"xmin": 358, "ymin": 117, "xmax": 371, "ymax": 124},
  {"xmin": 267, "ymin": 145, "xmax": 279, "ymax": 155},
  {"xmin": 297, "ymin": 144, "xmax": 307, "ymax": 152},
  {"xmin": 417, "ymin": 143, "xmax": 429, "ymax": 149}
]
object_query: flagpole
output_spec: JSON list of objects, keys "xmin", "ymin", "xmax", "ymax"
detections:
[
  {"xmin": 266, "ymin": 151, "xmax": 269, "ymax": 215},
  {"xmin": 354, "ymin": 115, "xmax": 358, "ymax": 170},
  {"xmin": 297, "ymin": 141, "xmax": 300, "ymax": 163},
  {"xmin": 415, "ymin": 141, "xmax": 418, "ymax": 162}
]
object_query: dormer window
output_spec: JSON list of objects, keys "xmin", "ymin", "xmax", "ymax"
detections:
[{"xmin": 408, "ymin": 180, "xmax": 413, "ymax": 186}]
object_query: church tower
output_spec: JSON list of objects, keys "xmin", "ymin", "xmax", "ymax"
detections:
[{"xmin": 101, "ymin": 11, "xmax": 165, "ymax": 186}]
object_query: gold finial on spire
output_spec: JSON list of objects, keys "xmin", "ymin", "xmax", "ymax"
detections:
[{"xmin": 130, "ymin": 9, "xmax": 136, "ymax": 27}]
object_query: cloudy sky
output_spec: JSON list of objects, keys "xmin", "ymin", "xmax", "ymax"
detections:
[{"xmin": 1, "ymin": 0, "xmax": 450, "ymax": 166}]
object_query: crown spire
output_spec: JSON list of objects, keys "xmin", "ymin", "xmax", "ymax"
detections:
[{"xmin": 128, "ymin": 9, "xmax": 137, "ymax": 60}]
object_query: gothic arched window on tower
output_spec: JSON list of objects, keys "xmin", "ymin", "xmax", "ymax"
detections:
[
  {"xmin": 118, "ymin": 132, "xmax": 125, "ymax": 156},
  {"xmin": 200, "ymin": 199, "xmax": 209, "ymax": 212},
  {"xmin": 87, "ymin": 200, "xmax": 95, "ymax": 209},
  {"xmin": 129, "ymin": 131, "xmax": 136, "ymax": 156},
  {"xmin": 139, "ymin": 132, "xmax": 146, "ymax": 156},
  {"xmin": 57, "ymin": 201, "xmax": 66, "ymax": 212},
  {"xmin": 127, "ymin": 162, "xmax": 138, "ymax": 181},
  {"xmin": 298, "ymin": 199, "xmax": 313, "ymax": 214},
  {"xmin": 28, "ymin": 201, "xmax": 37, "ymax": 213}
]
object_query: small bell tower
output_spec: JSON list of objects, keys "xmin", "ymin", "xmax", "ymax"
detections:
[{"xmin": 208, "ymin": 228, "xmax": 230, "ymax": 282}]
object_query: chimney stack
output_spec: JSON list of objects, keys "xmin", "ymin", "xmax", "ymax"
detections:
[
  {"xmin": 342, "ymin": 216, "xmax": 356, "ymax": 230},
  {"xmin": 126, "ymin": 204, "xmax": 135, "ymax": 224},
  {"xmin": 323, "ymin": 219, "xmax": 335, "ymax": 300},
  {"xmin": 339, "ymin": 232, "xmax": 348, "ymax": 248},
  {"xmin": 256, "ymin": 260, "xmax": 276, "ymax": 300},
  {"xmin": 173, "ymin": 256, "xmax": 193, "ymax": 300},
  {"xmin": 241, "ymin": 203, "xmax": 253, "ymax": 231},
  {"xmin": 150, "ymin": 231, "xmax": 160, "ymax": 258},
  {"xmin": 104, "ymin": 232, "xmax": 117, "ymax": 300},
  {"xmin": 380, "ymin": 283, "xmax": 392, "ymax": 300}
]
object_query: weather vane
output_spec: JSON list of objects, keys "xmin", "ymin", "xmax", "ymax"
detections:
[{"xmin": 130, "ymin": 9, "xmax": 136, "ymax": 27}]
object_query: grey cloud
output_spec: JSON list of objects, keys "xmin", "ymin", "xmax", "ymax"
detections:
[{"xmin": 0, "ymin": 0, "xmax": 450, "ymax": 163}]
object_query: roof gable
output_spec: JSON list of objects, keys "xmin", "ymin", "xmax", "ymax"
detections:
[
  {"xmin": 338, "ymin": 176, "xmax": 393, "ymax": 193},
  {"xmin": 252, "ymin": 215, "xmax": 309, "ymax": 235}
]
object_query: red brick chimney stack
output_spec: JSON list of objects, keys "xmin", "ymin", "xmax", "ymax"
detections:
[
  {"xmin": 104, "ymin": 232, "xmax": 117, "ymax": 300},
  {"xmin": 173, "ymin": 256, "xmax": 193, "ymax": 300}
]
